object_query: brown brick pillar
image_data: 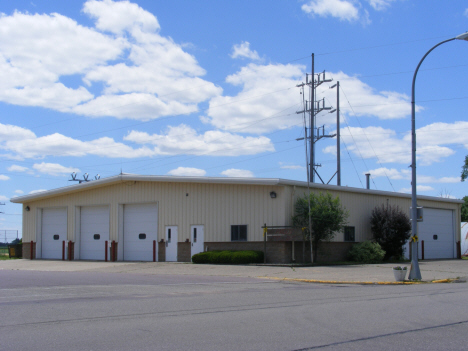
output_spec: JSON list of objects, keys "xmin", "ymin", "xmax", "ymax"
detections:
[
  {"xmin": 110, "ymin": 241, "xmax": 118, "ymax": 261},
  {"xmin": 68, "ymin": 241, "xmax": 74, "ymax": 260},
  {"xmin": 178, "ymin": 241, "xmax": 191, "ymax": 262},
  {"xmin": 158, "ymin": 239, "xmax": 166, "ymax": 262},
  {"xmin": 23, "ymin": 242, "xmax": 36, "ymax": 259}
]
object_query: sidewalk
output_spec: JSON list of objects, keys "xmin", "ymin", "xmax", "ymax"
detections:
[{"xmin": 0, "ymin": 259, "xmax": 466, "ymax": 284}]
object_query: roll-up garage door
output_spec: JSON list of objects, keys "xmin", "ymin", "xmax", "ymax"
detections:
[
  {"xmin": 80, "ymin": 206, "xmax": 110, "ymax": 260},
  {"xmin": 42, "ymin": 208, "xmax": 67, "ymax": 259},
  {"xmin": 418, "ymin": 208, "xmax": 454, "ymax": 259},
  {"xmin": 123, "ymin": 203, "xmax": 158, "ymax": 261}
]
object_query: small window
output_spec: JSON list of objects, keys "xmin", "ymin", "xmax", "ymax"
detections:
[
  {"xmin": 231, "ymin": 225, "xmax": 247, "ymax": 241},
  {"xmin": 93, "ymin": 234, "xmax": 100, "ymax": 240},
  {"xmin": 53, "ymin": 234, "xmax": 60, "ymax": 240},
  {"xmin": 168, "ymin": 228, "xmax": 171, "ymax": 243},
  {"xmin": 139, "ymin": 233, "xmax": 146, "ymax": 240},
  {"xmin": 193, "ymin": 228, "xmax": 197, "ymax": 243},
  {"xmin": 433, "ymin": 234, "xmax": 438, "ymax": 240},
  {"xmin": 344, "ymin": 226, "xmax": 355, "ymax": 242}
]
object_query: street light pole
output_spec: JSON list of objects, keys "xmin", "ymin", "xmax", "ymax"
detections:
[{"xmin": 409, "ymin": 32, "xmax": 468, "ymax": 280}]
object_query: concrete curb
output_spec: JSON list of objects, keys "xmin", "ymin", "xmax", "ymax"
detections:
[{"xmin": 258, "ymin": 277, "xmax": 463, "ymax": 285}]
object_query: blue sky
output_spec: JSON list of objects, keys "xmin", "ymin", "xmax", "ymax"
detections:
[{"xmin": 2, "ymin": 0, "xmax": 468, "ymax": 239}]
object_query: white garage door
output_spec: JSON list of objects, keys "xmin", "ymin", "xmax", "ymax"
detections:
[
  {"xmin": 123, "ymin": 203, "xmax": 158, "ymax": 261},
  {"xmin": 80, "ymin": 206, "xmax": 109, "ymax": 260},
  {"xmin": 418, "ymin": 208, "xmax": 454, "ymax": 259},
  {"xmin": 42, "ymin": 208, "xmax": 67, "ymax": 259}
]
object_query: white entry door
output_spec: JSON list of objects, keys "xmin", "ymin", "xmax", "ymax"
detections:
[
  {"xmin": 80, "ymin": 206, "xmax": 109, "ymax": 260},
  {"xmin": 191, "ymin": 225, "xmax": 204, "ymax": 258},
  {"xmin": 165, "ymin": 226, "xmax": 178, "ymax": 261},
  {"xmin": 123, "ymin": 203, "xmax": 158, "ymax": 261},
  {"xmin": 42, "ymin": 208, "xmax": 67, "ymax": 259}
]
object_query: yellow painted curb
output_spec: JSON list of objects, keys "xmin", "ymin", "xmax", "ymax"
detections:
[{"xmin": 258, "ymin": 276, "xmax": 459, "ymax": 285}]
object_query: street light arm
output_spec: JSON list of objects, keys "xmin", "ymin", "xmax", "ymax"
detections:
[
  {"xmin": 409, "ymin": 35, "xmax": 465, "ymax": 280},
  {"xmin": 411, "ymin": 38, "xmax": 456, "ymax": 105}
]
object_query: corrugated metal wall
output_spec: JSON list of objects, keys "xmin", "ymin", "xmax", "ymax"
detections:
[
  {"xmin": 20, "ymin": 180, "xmax": 461, "ymax": 244},
  {"xmin": 287, "ymin": 185, "xmax": 461, "ymax": 242},
  {"xmin": 22, "ymin": 181, "xmax": 286, "ymax": 243}
]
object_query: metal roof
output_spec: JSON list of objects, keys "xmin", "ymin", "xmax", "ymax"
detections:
[{"xmin": 10, "ymin": 173, "xmax": 463, "ymax": 204}]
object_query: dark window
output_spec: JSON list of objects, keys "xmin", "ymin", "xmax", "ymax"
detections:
[
  {"xmin": 139, "ymin": 233, "xmax": 146, "ymax": 240},
  {"xmin": 168, "ymin": 229, "xmax": 171, "ymax": 243},
  {"xmin": 231, "ymin": 225, "xmax": 247, "ymax": 241},
  {"xmin": 433, "ymin": 234, "xmax": 438, "ymax": 240},
  {"xmin": 93, "ymin": 234, "xmax": 100, "ymax": 240},
  {"xmin": 344, "ymin": 226, "xmax": 355, "ymax": 242},
  {"xmin": 193, "ymin": 228, "xmax": 197, "ymax": 243},
  {"xmin": 53, "ymin": 234, "xmax": 59, "ymax": 240}
]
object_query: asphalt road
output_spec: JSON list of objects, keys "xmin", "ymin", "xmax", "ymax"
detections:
[{"xmin": 0, "ymin": 270, "xmax": 466, "ymax": 351}]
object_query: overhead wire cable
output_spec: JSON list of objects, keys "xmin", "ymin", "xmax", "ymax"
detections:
[{"xmin": 336, "ymin": 83, "xmax": 396, "ymax": 191}]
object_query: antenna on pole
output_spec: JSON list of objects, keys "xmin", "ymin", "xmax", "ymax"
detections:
[
  {"xmin": 330, "ymin": 81, "xmax": 341, "ymax": 186},
  {"xmin": 296, "ymin": 53, "xmax": 335, "ymax": 185},
  {"xmin": 69, "ymin": 172, "xmax": 100, "ymax": 184}
]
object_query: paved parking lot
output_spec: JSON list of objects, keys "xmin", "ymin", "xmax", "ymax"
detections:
[{"xmin": 0, "ymin": 260, "xmax": 467, "ymax": 351}]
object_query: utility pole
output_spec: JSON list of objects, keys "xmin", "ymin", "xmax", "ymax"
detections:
[
  {"xmin": 310, "ymin": 54, "xmax": 315, "ymax": 183},
  {"xmin": 330, "ymin": 81, "xmax": 341, "ymax": 186},
  {"xmin": 297, "ymin": 54, "xmax": 335, "ymax": 184}
]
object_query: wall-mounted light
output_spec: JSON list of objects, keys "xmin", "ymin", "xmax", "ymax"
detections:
[
  {"xmin": 270, "ymin": 191, "xmax": 277, "ymax": 199},
  {"xmin": 25, "ymin": 206, "xmax": 30, "ymax": 211}
]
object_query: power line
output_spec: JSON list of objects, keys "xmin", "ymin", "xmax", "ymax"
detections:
[{"xmin": 337, "ymin": 84, "xmax": 395, "ymax": 191}]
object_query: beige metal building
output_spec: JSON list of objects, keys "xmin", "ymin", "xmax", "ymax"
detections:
[{"xmin": 11, "ymin": 174, "xmax": 463, "ymax": 263}]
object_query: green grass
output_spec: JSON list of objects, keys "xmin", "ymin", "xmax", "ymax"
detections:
[
  {"xmin": 462, "ymin": 256, "xmax": 468, "ymax": 260},
  {"xmin": 0, "ymin": 246, "xmax": 21, "ymax": 260}
]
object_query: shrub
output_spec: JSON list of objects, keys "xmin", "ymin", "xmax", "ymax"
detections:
[
  {"xmin": 348, "ymin": 241, "xmax": 385, "ymax": 263},
  {"xmin": 192, "ymin": 250, "xmax": 264, "ymax": 264},
  {"xmin": 371, "ymin": 204, "xmax": 411, "ymax": 260}
]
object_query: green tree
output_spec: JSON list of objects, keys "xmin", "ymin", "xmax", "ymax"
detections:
[
  {"xmin": 371, "ymin": 204, "xmax": 411, "ymax": 260},
  {"xmin": 292, "ymin": 192, "xmax": 349, "ymax": 263},
  {"xmin": 461, "ymin": 196, "xmax": 468, "ymax": 222},
  {"xmin": 461, "ymin": 155, "xmax": 468, "ymax": 182}
]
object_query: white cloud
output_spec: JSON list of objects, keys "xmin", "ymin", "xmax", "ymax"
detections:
[
  {"xmin": 230, "ymin": 41, "xmax": 261, "ymax": 61},
  {"xmin": 367, "ymin": 168, "xmax": 459, "ymax": 184},
  {"xmin": 32, "ymin": 162, "xmax": 80, "ymax": 176},
  {"xmin": 399, "ymin": 185, "xmax": 434, "ymax": 193},
  {"xmin": 302, "ymin": 0, "xmax": 360, "ymax": 22},
  {"xmin": 124, "ymin": 124, "xmax": 274, "ymax": 156},
  {"xmin": 280, "ymin": 164, "xmax": 305, "ymax": 170},
  {"xmin": 320, "ymin": 72, "xmax": 415, "ymax": 121},
  {"xmin": 206, "ymin": 68, "xmax": 414, "ymax": 136},
  {"xmin": 29, "ymin": 189, "xmax": 47, "ymax": 194},
  {"xmin": 7, "ymin": 165, "xmax": 29, "ymax": 172},
  {"xmin": 366, "ymin": 0, "xmax": 396, "ymax": 11},
  {"xmin": 0, "ymin": 175, "xmax": 10, "ymax": 181},
  {"xmin": 167, "ymin": 167, "xmax": 206, "ymax": 177},
  {"xmin": 0, "ymin": 122, "xmax": 274, "ymax": 160},
  {"xmin": 323, "ymin": 121, "xmax": 468, "ymax": 166},
  {"xmin": 83, "ymin": 0, "xmax": 160, "ymax": 34},
  {"xmin": 206, "ymin": 63, "xmax": 304, "ymax": 133},
  {"xmin": 0, "ymin": 1, "xmax": 221, "ymax": 121},
  {"xmin": 0, "ymin": 122, "xmax": 154, "ymax": 159},
  {"xmin": 0, "ymin": 195, "xmax": 9, "ymax": 201},
  {"xmin": 14, "ymin": 190, "xmax": 24, "ymax": 194},
  {"xmin": 221, "ymin": 169, "xmax": 254, "ymax": 178},
  {"xmin": 418, "ymin": 176, "xmax": 460, "ymax": 184},
  {"xmin": 366, "ymin": 167, "xmax": 409, "ymax": 180}
]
